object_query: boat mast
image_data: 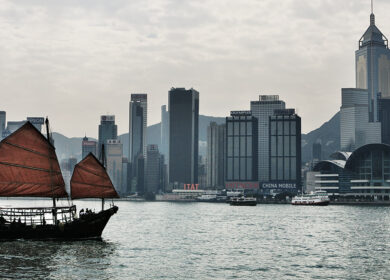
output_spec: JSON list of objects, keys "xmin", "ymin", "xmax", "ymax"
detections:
[
  {"xmin": 46, "ymin": 118, "xmax": 57, "ymax": 224},
  {"xmin": 100, "ymin": 144, "xmax": 106, "ymax": 211}
]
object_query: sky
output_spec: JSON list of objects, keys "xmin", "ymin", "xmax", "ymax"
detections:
[{"xmin": 0, "ymin": 0, "xmax": 389, "ymax": 138}]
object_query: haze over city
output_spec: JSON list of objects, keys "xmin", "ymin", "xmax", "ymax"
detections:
[{"xmin": 1, "ymin": 0, "xmax": 388, "ymax": 137}]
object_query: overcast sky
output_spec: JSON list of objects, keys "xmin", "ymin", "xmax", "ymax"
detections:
[{"xmin": 1, "ymin": 0, "xmax": 389, "ymax": 137}]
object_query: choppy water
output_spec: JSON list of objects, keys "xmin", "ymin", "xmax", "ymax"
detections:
[{"xmin": 1, "ymin": 200, "xmax": 390, "ymax": 279}]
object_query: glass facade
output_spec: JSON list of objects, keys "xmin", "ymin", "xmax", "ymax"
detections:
[
  {"xmin": 225, "ymin": 111, "xmax": 258, "ymax": 182},
  {"xmin": 269, "ymin": 112, "xmax": 301, "ymax": 186}
]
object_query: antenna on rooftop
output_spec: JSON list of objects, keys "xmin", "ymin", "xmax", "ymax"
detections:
[{"xmin": 371, "ymin": 0, "xmax": 374, "ymax": 14}]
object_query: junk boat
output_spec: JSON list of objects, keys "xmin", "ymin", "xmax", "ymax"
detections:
[
  {"xmin": 0, "ymin": 119, "xmax": 119, "ymax": 241},
  {"xmin": 229, "ymin": 196, "xmax": 257, "ymax": 206},
  {"xmin": 291, "ymin": 190, "xmax": 330, "ymax": 206}
]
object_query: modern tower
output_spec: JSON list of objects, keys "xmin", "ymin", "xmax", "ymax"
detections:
[
  {"xmin": 356, "ymin": 8, "xmax": 390, "ymax": 121},
  {"xmin": 206, "ymin": 122, "xmax": 226, "ymax": 189},
  {"xmin": 82, "ymin": 136, "xmax": 97, "ymax": 159},
  {"xmin": 0, "ymin": 111, "xmax": 5, "ymax": 140},
  {"xmin": 98, "ymin": 115, "xmax": 117, "ymax": 158},
  {"xmin": 145, "ymin": 144, "xmax": 161, "ymax": 194},
  {"xmin": 160, "ymin": 105, "xmax": 169, "ymax": 162},
  {"xmin": 129, "ymin": 94, "xmax": 147, "ymax": 194},
  {"xmin": 250, "ymin": 95, "xmax": 285, "ymax": 182},
  {"xmin": 168, "ymin": 87, "xmax": 199, "ymax": 187}
]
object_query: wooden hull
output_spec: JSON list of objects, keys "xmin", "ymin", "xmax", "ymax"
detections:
[{"xmin": 0, "ymin": 206, "xmax": 118, "ymax": 241}]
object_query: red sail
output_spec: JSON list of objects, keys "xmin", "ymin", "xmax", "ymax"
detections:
[
  {"xmin": 70, "ymin": 153, "xmax": 119, "ymax": 199},
  {"xmin": 0, "ymin": 122, "xmax": 68, "ymax": 197}
]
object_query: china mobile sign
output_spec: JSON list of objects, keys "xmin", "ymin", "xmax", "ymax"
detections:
[
  {"xmin": 261, "ymin": 182, "xmax": 297, "ymax": 189},
  {"xmin": 225, "ymin": 182, "xmax": 259, "ymax": 189}
]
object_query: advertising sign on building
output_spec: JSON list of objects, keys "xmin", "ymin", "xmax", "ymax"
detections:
[
  {"xmin": 261, "ymin": 182, "xmax": 297, "ymax": 190},
  {"xmin": 225, "ymin": 181, "xmax": 259, "ymax": 190},
  {"xmin": 27, "ymin": 117, "xmax": 44, "ymax": 124}
]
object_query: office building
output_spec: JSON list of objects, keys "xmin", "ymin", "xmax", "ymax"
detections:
[
  {"xmin": 82, "ymin": 136, "xmax": 97, "ymax": 159},
  {"xmin": 0, "ymin": 111, "xmax": 5, "ymax": 140},
  {"xmin": 161, "ymin": 105, "xmax": 169, "ymax": 161},
  {"xmin": 356, "ymin": 12, "xmax": 390, "ymax": 121},
  {"xmin": 266, "ymin": 109, "xmax": 301, "ymax": 194},
  {"xmin": 225, "ymin": 111, "xmax": 258, "ymax": 190},
  {"xmin": 340, "ymin": 88, "xmax": 381, "ymax": 151},
  {"xmin": 98, "ymin": 115, "xmax": 117, "ymax": 158},
  {"xmin": 312, "ymin": 142, "xmax": 322, "ymax": 161},
  {"xmin": 168, "ymin": 87, "xmax": 199, "ymax": 188},
  {"xmin": 145, "ymin": 144, "xmax": 161, "ymax": 194},
  {"xmin": 106, "ymin": 139, "xmax": 123, "ymax": 195},
  {"xmin": 378, "ymin": 98, "xmax": 390, "ymax": 145},
  {"xmin": 250, "ymin": 95, "xmax": 285, "ymax": 182},
  {"xmin": 206, "ymin": 122, "xmax": 225, "ymax": 189},
  {"xmin": 26, "ymin": 117, "xmax": 44, "ymax": 132}
]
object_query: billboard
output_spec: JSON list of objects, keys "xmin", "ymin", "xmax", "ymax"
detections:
[
  {"xmin": 101, "ymin": 115, "xmax": 115, "ymax": 122},
  {"xmin": 225, "ymin": 181, "xmax": 259, "ymax": 190},
  {"xmin": 261, "ymin": 182, "xmax": 297, "ymax": 190}
]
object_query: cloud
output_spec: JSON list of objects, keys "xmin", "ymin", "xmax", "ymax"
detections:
[{"xmin": 0, "ymin": 0, "xmax": 388, "ymax": 138}]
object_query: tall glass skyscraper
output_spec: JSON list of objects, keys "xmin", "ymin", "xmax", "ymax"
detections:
[
  {"xmin": 168, "ymin": 88, "xmax": 199, "ymax": 187},
  {"xmin": 356, "ymin": 12, "xmax": 390, "ymax": 121},
  {"xmin": 98, "ymin": 115, "xmax": 117, "ymax": 158},
  {"xmin": 129, "ymin": 94, "xmax": 147, "ymax": 194},
  {"xmin": 250, "ymin": 95, "xmax": 285, "ymax": 182}
]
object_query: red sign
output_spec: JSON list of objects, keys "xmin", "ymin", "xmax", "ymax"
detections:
[
  {"xmin": 225, "ymin": 181, "xmax": 259, "ymax": 190},
  {"xmin": 183, "ymin": 184, "xmax": 199, "ymax": 190}
]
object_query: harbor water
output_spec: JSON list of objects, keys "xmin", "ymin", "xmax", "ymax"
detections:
[{"xmin": 1, "ymin": 199, "xmax": 390, "ymax": 279}]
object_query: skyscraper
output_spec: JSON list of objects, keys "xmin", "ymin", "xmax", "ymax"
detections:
[
  {"xmin": 0, "ymin": 111, "xmax": 5, "ymax": 140},
  {"xmin": 225, "ymin": 111, "xmax": 258, "ymax": 190},
  {"xmin": 129, "ymin": 94, "xmax": 147, "ymax": 194},
  {"xmin": 168, "ymin": 87, "xmax": 199, "ymax": 187},
  {"xmin": 340, "ymin": 88, "xmax": 381, "ymax": 151},
  {"xmin": 82, "ymin": 136, "xmax": 97, "ymax": 159},
  {"xmin": 206, "ymin": 122, "xmax": 226, "ymax": 189},
  {"xmin": 267, "ymin": 109, "xmax": 301, "ymax": 194},
  {"xmin": 356, "ymin": 11, "xmax": 390, "ymax": 121},
  {"xmin": 250, "ymin": 95, "xmax": 285, "ymax": 182},
  {"xmin": 145, "ymin": 144, "xmax": 161, "ymax": 194},
  {"xmin": 160, "ymin": 105, "xmax": 169, "ymax": 161},
  {"xmin": 98, "ymin": 115, "xmax": 117, "ymax": 158},
  {"xmin": 106, "ymin": 139, "xmax": 123, "ymax": 195}
]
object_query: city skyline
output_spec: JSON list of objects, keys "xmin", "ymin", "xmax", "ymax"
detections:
[{"xmin": 0, "ymin": 0, "xmax": 387, "ymax": 137}]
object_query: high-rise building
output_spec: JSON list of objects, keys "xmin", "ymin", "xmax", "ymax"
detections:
[
  {"xmin": 379, "ymin": 98, "xmax": 390, "ymax": 144},
  {"xmin": 168, "ymin": 88, "xmax": 199, "ymax": 188},
  {"xmin": 98, "ymin": 115, "xmax": 117, "ymax": 158},
  {"xmin": 129, "ymin": 94, "xmax": 147, "ymax": 194},
  {"xmin": 250, "ymin": 95, "xmax": 285, "ymax": 182},
  {"xmin": 312, "ymin": 142, "xmax": 322, "ymax": 161},
  {"xmin": 106, "ymin": 139, "xmax": 123, "ymax": 195},
  {"xmin": 266, "ymin": 109, "xmax": 301, "ymax": 194},
  {"xmin": 225, "ymin": 111, "xmax": 258, "ymax": 190},
  {"xmin": 82, "ymin": 136, "xmax": 97, "ymax": 159},
  {"xmin": 340, "ymin": 88, "xmax": 381, "ymax": 151},
  {"xmin": 129, "ymin": 94, "xmax": 147, "ymax": 160},
  {"xmin": 356, "ymin": 12, "xmax": 390, "ymax": 121},
  {"xmin": 206, "ymin": 122, "xmax": 226, "ymax": 189},
  {"xmin": 0, "ymin": 111, "xmax": 5, "ymax": 140},
  {"xmin": 26, "ymin": 117, "xmax": 44, "ymax": 132},
  {"xmin": 161, "ymin": 105, "xmax": 169, "ymax": 162},
  {"xmin": 6, "ymin": 121, "xmax": 26, "ymax": 134},
  {"xmin": 145, "ymin": 144, "xmax": 161, "ymax": 194}
]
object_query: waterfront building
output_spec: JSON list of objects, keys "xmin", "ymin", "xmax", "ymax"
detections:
[
  {"xmin": 98, "ymin": 115, "xmax": 117, "ymax": 158},
  {"xmin": 6, "ymin": 121, "xmax": 26, "ymax": 134},
  {"xmin": 250, "ymin": 95, "xmax": 285, "ymax": 182},
  {"xmin": 378, "ymin": 98, "xmax": 390, "ymax": 144},
  {"xmin": 82, "ymin": 136, "xmax": 97, "ymax": 159},
  {"xmin": 340, "ymin": 88, "xmax": 381, "ymax": 151},
  {"xmin": 106, "ymin": 139, "xmax": 123, "ymax": 195},
  {"xmin": 265, "ymin": 109, "xmax": 301, "ymax": 195},
  {"xmin": 355, "ymin": 12, "xmax": 390, "ymax": 121},
  {"xmin": 206, "ymin": 122, "xmax": 226, "ymax": 189},
  {"xmin": 313, "ymin": 145, "xmax": 390, "ymax": 200},
  {"xmin": 160, "ymin": 105, "xmax": 169, "ymax": 162},
  {"xmin": 0, "ymin": 111, "xmax": 5, "ymax": 140},
  {"xmin": 122, "ymin": 157, "xmax": 129, "ymax": 195},
  {"xmin": 26, "ymin": 117, "xmax": 44, "ymax": 132},
  {"xmin": 129, "ymin": 94, "xmax": 147, "ymax": 194},
  {"xmin": 312, "ymin": 142, "xmax": 322, "ymax": 162},
  {"xmin": 168, "ymin": 87, "xmax": 199, "ymax": 187},
  {"xmin": 225, "ymin": 111, "xmax": 258, "ymax": 190},
  {"xmin": 145, "ymin": 144, "xmax": 161, "ymax": 194}
]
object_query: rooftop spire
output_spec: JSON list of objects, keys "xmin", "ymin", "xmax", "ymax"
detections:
[{"xmin": 370, "ymin": 0, "xmax": 375, "ymax": 25}]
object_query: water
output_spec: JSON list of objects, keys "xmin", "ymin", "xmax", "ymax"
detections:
[{"xmin": 1, "ymin": 200, "xmax": 390, "ymax": 279}]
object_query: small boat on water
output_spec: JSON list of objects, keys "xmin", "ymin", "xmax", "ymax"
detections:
[
  {"xmin": 0, "ymin": 119, "xmax": 119, "ymax": 241},
  {"xmin": 291, "ymin": 190, "xmax": 330, "ymax": 206},
  {"xmin": 229, "ymin": 196, "xmax": 257, "ymax": 206}
]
